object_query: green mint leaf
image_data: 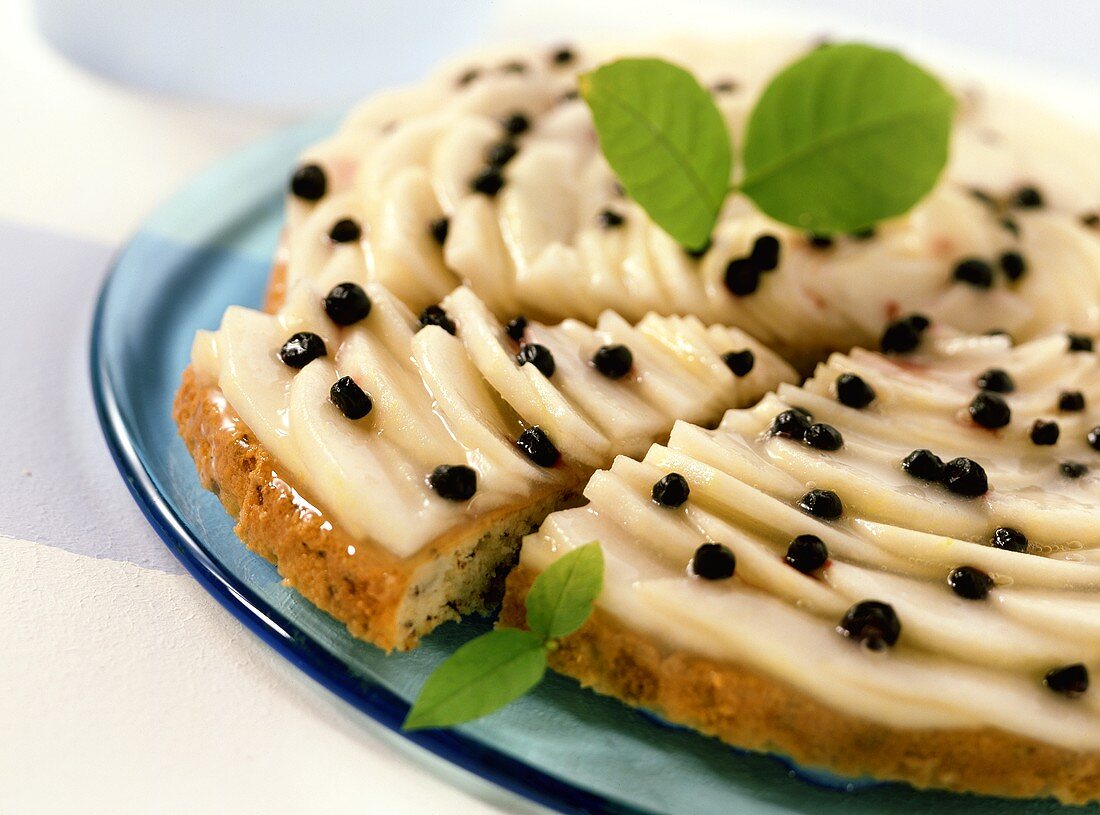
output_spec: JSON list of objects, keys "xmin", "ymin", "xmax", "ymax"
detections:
[
  {"xmin": 525, "ymin": 541, "xmax": 604, "ymax": 640},
  {"xmin": 581, "ymin": 58, "xmax": 732, "ymax": 250},
  {"xmin": 740, "ymin": 43, "xmax": 956, "ymax": 233},
  {"xmin": 403, "ymin": 628, "xmax": 546, "ymax": 730}
]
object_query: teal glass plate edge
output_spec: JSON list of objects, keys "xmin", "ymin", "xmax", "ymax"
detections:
[{"xmin": 88, "ymin": 115, "xmax": 1091, "ymax": 815}]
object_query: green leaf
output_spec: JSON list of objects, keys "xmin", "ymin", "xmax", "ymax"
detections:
[
  {"xmin": 403, "ymin": 628, "xmax": 546, "ymax": 730},
  {"xmin": 525, "ymin": 541, "xmax": 604, "ymax": 640},
  {"xmin": 581, "ymin": 58, "xmax": 732, "ymax": 250},
  {"xmin": 740, "ymin": 43, "xmax": 956, "ymax": 233}
]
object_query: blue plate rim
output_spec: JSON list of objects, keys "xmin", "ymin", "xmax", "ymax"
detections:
[{"xmin": 88, "ymin": 234, "xmax": 637, "ymax": 815}]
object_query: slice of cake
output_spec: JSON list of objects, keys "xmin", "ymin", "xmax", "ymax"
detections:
[
  {"xmin": 175, "ymin": 278, "xmax": 794, "ymax": 650},
  {"xmin": 503, "ymin": 325, "xmax": 1100, "ymax": 803}
]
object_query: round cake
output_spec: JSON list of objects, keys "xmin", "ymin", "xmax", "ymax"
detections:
[{"xmin": 173, "ymin": 36, "xmax": 1100, "ymax": 804}]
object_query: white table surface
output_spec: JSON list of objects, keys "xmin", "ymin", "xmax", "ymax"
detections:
[{"xmin": 3, "ymin": 0, "xmax": 1096, "ymax": 812}]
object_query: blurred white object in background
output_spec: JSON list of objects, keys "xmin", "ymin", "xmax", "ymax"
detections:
[{"xmin": 32, "ymin": 0, "xmax": 494, "ymax": 114}]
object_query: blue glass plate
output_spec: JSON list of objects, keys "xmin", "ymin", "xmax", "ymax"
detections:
[{"xmin": 90, "ymin": 116, "xmax": 1092, "ymax": 815}]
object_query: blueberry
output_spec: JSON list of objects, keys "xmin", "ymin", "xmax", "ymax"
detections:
[
  {"xmin": 999, "ymin": 251, "xmax": 1027, "ymax": 281},
  {"xmin": 836, "ymin": 373, "xmax": 875, "ymax": 408},
  {"xmin": 516, "ymin": 426, "xmax": 560, "ymax": 467},
  {"xmin": 471, "ymin": 167, "xmax": 505, "ymax": 196},
  {"xmin": 418, "ymin": 304, "xmax": 457, "ymax": 335},
  {"xmin": 953, "ymin": 258, "xmax": 994, "ymax": 289},
  {"xmin": 501, "ymin": 112, "xmax": 530, "ymax": 136},
  {"xmin": 323, "ymin": 282, "xmax": 372, "ymax": 326},
  {"xmin": 289, "ymin": 163, "xmax": 326, "ymax": 200},
  {"xmin": 505, "ymin": 315, "xmax": 528, "ymax": 342},
  {"xmin": 750, "ymin": 234, "xmax": 781, "ymax": 271},
  {"xmin": 721, "ymin": 349, "xmax": 755, "ymax": 377},
  {"xmin": 798, "ymin": 489, "xmax": 843, "ymax": 520},
  {"xmin": 804, "ymin": 423, "xmax": 844, "ymax": 451},
  {"xmin": 329, "ymin": 376, "xmax": 373, "ymax": 420},
  {"xmin": 948, "ymin": 566, "xmax": 993, "ymax": 600},
  {"xmin": 969, "ymin": 392, "xmax": 1011, "ymax": 429},
  {"xmin": 837, "ymin": 601, "xmax": 900, "ymax": 650},
  {"xmin": 597, "ymin": 209, "xmax": 625, "ymax": 228},
  {"xmin": 943, "ymin": 457, "xmax": 988, "ymax": 497},
  {"xmin": 992, "ymin": 527, "xmax": 1028, "ymax": 553},
  {"xmin": 1088, "ymin": 426, "xmax": 1100, "ymax": 451},
  {"xmin": 770, "ymin": 409, "xmax": 811, "ymax": 440},
  {"xmin": 902, "ymin": 449, "xmax": 944, "ymax": 482},
  {"xmin": 1011, "ymin": 185, "xmax": 1044, "ymax": 209},
  {"xmin": 1044, "ymin": 664, "xmax": 1088, "ymax": 697},
  {"xmin": 1059, "ymin": 391, "xmax": 1086, "ymax": 412},
  {"xmin": 652, "ymin": 473, "xmax": 690, "ymax": 508},
  {"xmin": 1061, "ymin": 461, "xmax": 1088, "ymax": 479},
  {"xmin": 785, "ymin": 534, "xmax": 828, "ymax": 574},
  {"xmin": 1068, "ymin": 334, "xmax": 1094, "ymax": 353},
  {"xmin": 428, "ymin": 464, "xmax": 477, "ymax": 501},
  {"xmin": 486, "ymin": 140, "xmax": 518, "ymax": 168},
  {"xmin": 591, "ymin": 344, "xmax": 633, "ymax": 379},
  {"xmin": 278, "ymin": 332, "xmax": 327, "ymax": 369},
  {"xmin": 517, "ymin": 343, "xmax": 555, "ymax": 377},
  {"xmin": 880, "ymin": 314, "xmax": 929, "ymax": 354},
  {"xmin": 724, "ymin": 257, "xmax": 760, "ymax": 296},
  {"xmin": 328, "ymin": 218, "xmax": 362, "ymax": 243},
  {"xmin": 1030, "ymin": 420, "xmax": 1060, "ymax": 446},
  {"xmin": 691, "ymin": 542, "xmax": 736, "ymax": 580},
  {"xmin": 976, "ymin": 368, "xmax": 1014, "ymax": 393}
]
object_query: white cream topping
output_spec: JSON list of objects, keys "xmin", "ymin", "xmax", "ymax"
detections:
[
  {"xmin": 283, "ymin": 39, "xmax": 1100, "ymax": 366},
  {"xmin": 192, "ymin": 280, "xmax": 794, "ymax": 557},
  {"xmin": 521, "ymin": 331, "xmax": 1100, "ymax": 748}
]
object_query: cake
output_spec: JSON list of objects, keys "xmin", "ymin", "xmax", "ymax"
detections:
[{"xmin": 174, "ymin": 35, "xmax": 1100, "ymax": 801}]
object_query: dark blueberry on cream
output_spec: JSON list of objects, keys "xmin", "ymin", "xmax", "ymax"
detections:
[
  {"xmin": 969, "ymin": 188, "xmax": 996, "ymax": 206},
  {"xmin": 289, "ymin": 163, "xmax": 326, "ymax": 201},
  {"xmin": 551, "ymin": 46, "xmax": 575, "ymax": 65},
  {"xmin": 798, "ymin": 489, "xmax": 843, "ymax": 520},
  {"xmin": 1061, "ymin": 461, "xmax": 1088, "ymax": 479},
  {"xmin": 1044, "ymin": 664, "xmax": 1089, "ymax": 697},
  {"xmin": 1083, "ymin": 212, "xmax": 1100, "ymax": 229},
  {"xmin": 501, "ymin": 112, "xmax": 530, "ymax": 136},
  {"xmin": 505, "ymin": 315, "xmax": 528, "ymax": 341},
  {"xmin": 486, "ymin": 141, "xmax": 518, "ymax": 169},
  {"xmin": 880, "ymin": 314, "xmax": 929, "ymax": 354},
  {"xmin": 516, "ymin": 426, "xmax": 560, "ymax": 467},
  {"xmin": 721, "ymin": 349, "xmax": 755, "ymax": 377},
  {"xmin": 953, "ymin": 258, "xmax": 994, "ymax": 289},
  {"xmin": 1068, "ymin": 334, "xmax": 1095, "ymax": 352},
  {"xmin": 969, "ymin": 392, "xmax": 1011, "ymax": 429},
  {"xmin": 806, "ymin": 233, "xmax": 834, "ymax": 249},
  {"xmin": 948, "ymin": 566, "xmax": 993, "ymax": 600},
  {"xmin": 943, "ymin": 457, "xmax": 988, "ymax": 497},
  {"xmin": 902, "ymin": 449, "xmax": 945, "ymax": 482},
  {"xmin": 770, "ymin": 408, "xmax": 812, "ymax": 440},
  {"xmin": 418, "ymin": 304, "xmax": 457, "ymax": 335},
  {"xmin": 597, "ymin": 209, "xmax": 625, "ymax": 228},
  {"xmin": 724, "ymin": 258, "xmax": 760, "ymax": 296},
  {"xmin": 430, "ymin": 217, "xmax": 449, "ymax": 245},
  {"xmin": 517, "ymin": 343, "xmax": 556, "ymax": 377},
  {"xmin": 751, "ymin": 234, "xmax": 781, "ymax": 271},
  {"xmin": 471, "ymin": 167, "xmax": 505, "ymax": 196},
  {"xmin": 328, "ymin": 218, "xmax": 361, "ymax": 243},
  {"xmin": 329, "ymin": 376, "xmax": 373, "ymax": 420},
  {"xmin": 591, "ymin": 344, "xmax": 633, "ymax": 379},
  {"xmin": 456, "ymin": 68, "xmax": 480, "ymax": 86},
  {"xmin": 849, "ymin": 226, "xmax": 876, "ymax": 241},
  {"xmin": 429, "ymin": 464, "xmax": 477, "ymax": 501},
  {"xmin": 999, "ymin": 251, "xmax": 1027, "ymax": 281},
  {"xmin": 323, "ymin": 282, "xmax": 372, "ymax": 326},
  {"xmin": 836, "ymin": 373, "xmax": 875, "ymax": 408},
  {"xmin": 652, "ymin": 473, "xmax": 690, "ymax": 508},
  {"xmin": 1000, "ymin": 217, "xmax": 1020, "ymax": 236},
  {"xmin": 711, "ymin": 79, "xmax": 738, "ymax": 93},
  {"xmin": 1088, "ymin": 426, "xmax": 1100, "ymax": 451},
  {"xmin": 1031, "ymin": 420, "xmax": 1060, "ymax": 446},
  {"xmin": 278, "ymin": 332, "xmax": 327, "ymax": 369},
  {"xmin": 837, "ymin": 600, "xmax": 900, "ymax": 650},
  {"xmin": 804, "ymin": 423, "xmax": 844, "ymax": 451},
  {"xmin": 976, "ymin": 368, "xmax": 1014, "ymax": 393},
  {"xmin": 1059, "ymin": 391, "xmax": 1086, "ymax": 412},
  {"xmin": 785, "ymin": 534, "xmax": 828, "ymax": 574},
  {"xmin": 1011, "ymin": 185, "xmax": 1044, "ymax": 208},
  {"xmin": 992, "ymin": 526, "xmax": 1028, "ymax": 553},
  {"xmin": 691, "ymin": 542, "xmax": 736, "ymax": 580}
]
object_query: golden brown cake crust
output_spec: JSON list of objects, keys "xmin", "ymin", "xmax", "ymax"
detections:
[{"xmin": 501, "ymin": 565, "xmax": 1100, "ymax": 805}]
